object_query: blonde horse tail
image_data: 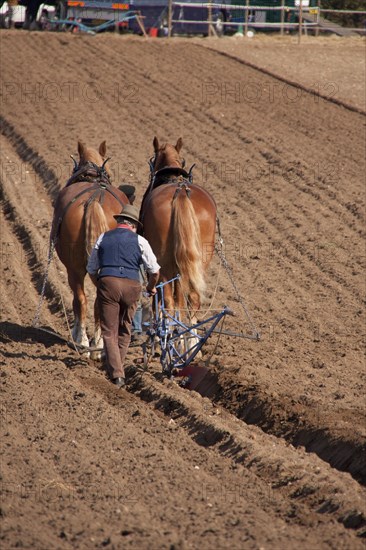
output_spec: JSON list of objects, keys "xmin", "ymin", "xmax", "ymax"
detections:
[
  {"xmin": 171, "ymin": 190, "xmax": 205, "ymax": 302},
  {"xmin": 84, "ymin": 200, "xmax": 109, "ymax": 256}
]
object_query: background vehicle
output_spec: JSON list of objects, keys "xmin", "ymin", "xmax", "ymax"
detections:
[
  {"xmin": 0, "ymin": 0, "xmax": 319, "ymax": 34},
  {"xmin": 64, "ymin": 0, "xmax": 130, "ymax": 29},
  {"xmin": 128, "ymin": 0, "xmax": 226, "ymax": 35},
  {"xmin": 0, "ymin": 0, "xmax": 132, "ymax": 30}
]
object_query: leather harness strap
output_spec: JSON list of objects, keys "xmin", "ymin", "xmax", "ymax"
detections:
[
  {"xmin": 139, "ymin": 164, "xmax": 195, "ymax": 231},
  {"xmin": 65, "ymin": 161, "xmax": 111, "ymax": 188},
  {"xmin": 55, "ymin": 183, "xmax": 126, "ymax": 238}
]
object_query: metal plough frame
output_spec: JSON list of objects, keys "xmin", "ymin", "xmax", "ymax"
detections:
[{"xmin": 143, "ymin": 275, "xmax": 234, "ymax": 381}]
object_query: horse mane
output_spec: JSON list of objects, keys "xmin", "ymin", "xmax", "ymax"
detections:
[
  {"xmin": 155, "ymin": 143, "xmax": 182, "ymax": 170},
  {"xmin": 81, "ymin": 147, "xmax": 101, "ymax": 164}
]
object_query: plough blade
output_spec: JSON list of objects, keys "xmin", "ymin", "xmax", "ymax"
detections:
[{"xmin": 172, "ymin": 363, "xmax": 210, "ymax": 392}]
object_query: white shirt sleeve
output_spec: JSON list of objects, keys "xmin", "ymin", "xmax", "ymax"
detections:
[
  {"xmin": 86, "ymin": 233, "xmax": 104, "ymax": 275},
  {"xmin": 137, "ymin": 235, "xmax": 160, "ymax": 275}
]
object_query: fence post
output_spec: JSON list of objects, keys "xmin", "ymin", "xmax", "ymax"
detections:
[
  {"xmin": 280, "ymin": 0, "xmax": 285, "ymax": 36},
  {"xmin": 244, "ymin": 0, "xmax": 249, "ymax": 35},
  {"xmin": 168, "ymin": 0, "xmax": 172, "ymax": 37},
  {"xmin": 315, "ymin": 0, "xmax": 321, "ymax": 36},
  {"xmin": 136, "ymin": 13, "xmax": 148, "ymax": 38},
  {"xmin": 298, "ymin": 0, "xmax": 303, "ymax": 43},
  {"xmin": 208, "ymin": 0, "xmax": 213, "ymax": 36}
]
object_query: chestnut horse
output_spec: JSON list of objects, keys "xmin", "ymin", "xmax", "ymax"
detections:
[
  {"xmin": 140, "ymin": 137, "xmax": 217, "ymax": 321},
  {"xmin": 50, "ymin": 141, "xmax": 128, "ymax": 350}
]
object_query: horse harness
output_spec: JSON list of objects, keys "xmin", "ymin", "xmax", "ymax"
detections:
[
  {"xmin": 54, "ymin": 161, "xmax": 125, "ymax": 239},
  {"xmin": 66, "ymin": 158, "xmax": 111, "ymax": 187},
  {"xmin": 148, "ymin": 153, "xmax": 195, "ymax": 190},
  {"xmin": 139, "ymin": 162, "xmax": 196, "ymax": 229}
]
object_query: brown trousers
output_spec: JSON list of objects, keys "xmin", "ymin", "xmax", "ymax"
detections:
[{"xmin": 97, "ymin": 277, "xmax": 141, "ymax": 379}]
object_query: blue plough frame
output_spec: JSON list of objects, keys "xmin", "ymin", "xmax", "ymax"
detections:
[{"xmin": 147, "ymin": 275, "xmax": 234, "ymax": 377}]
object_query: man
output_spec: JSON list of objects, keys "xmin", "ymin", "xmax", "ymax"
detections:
[
  {"xmin": 87, "ymin": 204, "xmax": 160, "ymax": 389},
  {"xmin": 118, "ymin": 184, "xmax": 143, "ymax": 339}
]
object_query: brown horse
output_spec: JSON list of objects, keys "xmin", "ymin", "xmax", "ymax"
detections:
[
  {"xmin": 50, "ymin": 141, "xmax": 128, "ymax": 350},
  {"xmin": 140, "ymin": 137, "xmax": 217, "ymax": 321}
]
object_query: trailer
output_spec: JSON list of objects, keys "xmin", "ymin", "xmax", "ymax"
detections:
[{"xmin": 64, "ymin": 0, "xmax": 129, "ymax": 26}]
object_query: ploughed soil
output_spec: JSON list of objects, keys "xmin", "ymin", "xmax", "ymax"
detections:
[{"xmin": 0, "ymin": 31, "xmax": 365, "ymax": 549}]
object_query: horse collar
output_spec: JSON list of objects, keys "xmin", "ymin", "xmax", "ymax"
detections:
[
  {"xmin": 66, "ymin": 161, "xmax": 111, "ymax": 188},
  {"xmin": 153, "ymin": 166, "xmax": 190, "ymax": 180}
]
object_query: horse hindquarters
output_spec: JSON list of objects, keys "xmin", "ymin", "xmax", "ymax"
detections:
[{"xmin": 52, "ymin": 196, "xmax": 110, "ymax": 349}]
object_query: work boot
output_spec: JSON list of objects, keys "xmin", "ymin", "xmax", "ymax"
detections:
[{"xmin": 111, "ymin": 377, "xmax": 125, "ymax": 389}]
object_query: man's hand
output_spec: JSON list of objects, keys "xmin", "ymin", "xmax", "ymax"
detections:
[
  {"xmin": 146, "ymin": 271, "xmax": 159, "ymax": 297},
  {"xmin": 146, "ymin": 287, "xmax": 157, "ymax": 296}
]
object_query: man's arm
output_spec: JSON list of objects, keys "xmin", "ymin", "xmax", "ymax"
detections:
[
  {"xmin": 86, "ymin": 233, "xmax": 104, "ymax": 276},
  {"xmin": 138, "ymin": 236, "xmax": 160, "ymax": 295},
  {"xmin": 146, "ymin": 271, "xmax": 160, "ymax": 295}
]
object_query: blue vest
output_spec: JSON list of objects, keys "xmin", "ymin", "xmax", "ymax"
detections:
[{"xmin": 97, "ymin": 228, "xmax": 142, "ymax": 281}]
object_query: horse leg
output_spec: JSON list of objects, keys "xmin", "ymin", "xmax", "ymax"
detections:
[
  {"xmin": 68, "ymin": 272, "xmax": 89, "ymax": 349},
  {"xmin": 185, "ymin": 288, "xmax": 202, "ymax": 358},
  {"xmin": 173, "ymin": 279, "xmax": 195, "ymax": 357},
  {"xmin": 90, "ymin": 296, "xmax": 105, "ymax": 361},
  {"xmin": 163, "ymin": 279, "xmax": 175, "ymax": 313},
  {"xmin": 153, "ymin": 276, "xmax": 175, "ymax": 361}
]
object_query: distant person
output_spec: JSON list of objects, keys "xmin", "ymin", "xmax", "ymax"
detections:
[
  {"xmin": 23, "ymin": 0, "xmax": 42, "ymax": 29},
  {"xmin": 5, "ymin": 0, "xmax": 17, "ymax": 28}
]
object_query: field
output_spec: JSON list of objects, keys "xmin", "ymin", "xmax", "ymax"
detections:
[{"xmin": 0, "ymin": 31, "xmax": 365, "ymax": 549}]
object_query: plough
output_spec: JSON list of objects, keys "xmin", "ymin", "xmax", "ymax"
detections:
[
  {"xmin": 33, "ymin": 219, "xmax": 260, "ymax": 387},
  {"xmin": 143, "ymin": 275, "xmax": 257, "ymax": 390}
]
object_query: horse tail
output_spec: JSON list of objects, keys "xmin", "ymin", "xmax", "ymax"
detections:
[
  {"xmin": 84, "ymin": 200, "xmax": 109, "ymax": 256},
  {"xmin": 171, "ymin": 189, "xmax": 206, "ymax": 301}
]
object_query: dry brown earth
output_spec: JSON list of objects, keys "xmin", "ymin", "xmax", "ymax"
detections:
[{"xmin": 197, "ymin": 35, "xmax": 365, "ymax": 112}]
